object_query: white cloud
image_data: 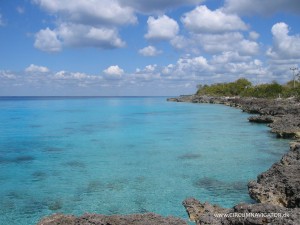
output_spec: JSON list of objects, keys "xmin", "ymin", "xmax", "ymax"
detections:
[
  {"xmin": 200, "ymin": 32, "xmax": 259, "ymax": 55},
  {"xmin": 25, "ymin": 64, "xmax": 50, "ymax": 73},
  {"xmin": 249, "ymin": 31, "xmax": 260, "ymax": 40},
  {"xmin": 33, "ymin": 0, "xmax": 131, "ymax": 51},
  {"xmin": 33, "ymin": 0, "xmax": 136, "ymax": 26},
  {"xmin": 121, "ymin": 0, "xmax": 203, "ymax": 13},
  {"xmin": 0, "ymin": 70, "xmax": 16, "ymax": 79},
  {"xmin": 267, "ymin": 22, "xmax": 300, "ymax": 59},
  {"xmin": 56, "ymin": 23, "xmax": 125, "ymax": 48},
  {"xmin": 224, "ymin": 0, "xmax": 300, "ymax": 15},
  {"xmin": 34, "ymin": 24, "xmax": 125, "ymax": 52},
  {"xmin": 103, "ymin": 65, "xmax": 124, "ymax": 77},
  {"xmin": 34, "ymin": 27, "xmax": 62, "ymax": 52},
  {"xmin": 182, "ymin": 6, "xmax": 247, "ymax": 33},
  {"xmin": 211, "ymin": 51, "xmax": 252, "ymax": 64},
  {"xmin": 16, "ymin": 6, "xmax": 25, "ymax": 14},
  {"xmin": 145, "ymin": 15, "xmax": 179, "ymax": 40},
  {"xmin": 0, "ymin": 14, "xmax": 5, "ymax": 26},
  {"xmin": 139, "ymin": 45, "xmax": 162, "ymax": 56}
]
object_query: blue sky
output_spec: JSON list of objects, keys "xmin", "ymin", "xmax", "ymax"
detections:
[{"xmin": 0, "ymin": 0, "xmax": 300, "ymax": 96}]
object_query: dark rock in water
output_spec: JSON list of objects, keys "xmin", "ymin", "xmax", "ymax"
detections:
[
  {"xmin": 48, "ymin": 200, "xmax": 63, "ymax": 211},
  {"xmin": 36, "ymin": 213, "xmax": 188, "ymax": 225},
  {"xmin": 182, "ymin": 198, "xmax": 300, "ymax": 225},
  {"xmin": 14, "ymin": 155, "xmax": 35, "ymax": 163},
  {"xmin": 248, "ymin": 143, "xmax": 300, "ymax": 208},
  {"xmin": 193, "ymin": 177, "xmax": 224, "ymax": 189},
  {"xmin": 178, "ymin": 153, "xmax": 202, "ymax": 160}
]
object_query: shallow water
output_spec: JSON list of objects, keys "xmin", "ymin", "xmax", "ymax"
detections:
[{"xmin": 0, "ymin": 97, "xmax": 289, "ymax": 225}]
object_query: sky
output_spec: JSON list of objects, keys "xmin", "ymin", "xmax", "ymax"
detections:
[{"xmin": 0, "ymin": 0, "xmax": 300, "ymax": 96}]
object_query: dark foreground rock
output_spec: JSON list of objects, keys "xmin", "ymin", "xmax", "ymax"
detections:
[
  {"xmin": 183, "ymin": 198, "xmax": 300, "ymax": 225},
  {"xmin": 36, "ymin": 212, "xmax": 188, "ymax": 225},
  {"xmin": 167, "ymin": 95, "xmax": 300, "ymax": 138},
  {"xmin": 248, "ymin": 143, "xmax": 300, "ymax": 208}
]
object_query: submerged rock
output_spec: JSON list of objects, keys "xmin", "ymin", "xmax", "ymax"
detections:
[{"xmin": 36, "ymin": 213, "xmax": 188, "ymax": 225}]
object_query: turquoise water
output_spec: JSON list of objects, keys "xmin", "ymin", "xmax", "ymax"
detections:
[{"xmin": 0, "ymin": 97, "xmax": 289, "ymax": 225}]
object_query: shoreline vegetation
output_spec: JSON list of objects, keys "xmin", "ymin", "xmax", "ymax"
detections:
[{"xmin": 37, "ymin": 80, "xmax": 300, "ymax": 225}]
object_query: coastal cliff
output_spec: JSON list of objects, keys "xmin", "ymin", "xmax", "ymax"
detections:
[{"xmin": 168, "ymin": 95, "xmax": 300, "ymax": 224}]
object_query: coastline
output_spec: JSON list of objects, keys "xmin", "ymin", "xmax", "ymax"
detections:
[
  {"xmin": 36, "ymin": 95, "xmax": 300, "ymax": 225},
  {"xmin": 168, "ymin": 95, "xmax": 300, "ymax": 225}
]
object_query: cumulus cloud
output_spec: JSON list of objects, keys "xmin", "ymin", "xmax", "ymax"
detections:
[
  {"xmin": 121, "ymin": 0, "xmax": 204, "ymax": 13},
  {"xmin": 172, "ymin": 32, "xmax": 259, "ymax": 56},
  {"xmin": 249, "ymin": 31, "xmax": 260, "ymax": 40},
  {"xmin": 33, "ymin": 0, "xmax": 130, "ymax": 51},
  {"xmin": 57, "ymin": 23, "xmax": 125, "ymax": 48},
  {"xmin": 34, "ymin": 28, "xmax": 62, "ymax": 52},
  {"xmin": 200, "ymin": 32, "xmax": 259, "ymax": 55},
  {"xmin": 25, "ymin": 64, "xmax": 50, "ymax": 73},
  {"xmin": 224, "ymin": 0, "xmax": 300, "ymax": 15},
  {"xmin": 182, "ymin": 6, "xmax": 248, "ymax": 33},
  {"xmin": 33, "ymin": 0, "xmax": 136, "ymax": 26},
  {"xmin": 138, "ymin": 45, "xmax": 162, "ymax": 56},
  {"xmin": 267, "ymin": 22, "xmax": 300, "ymax": 59},
  {"xmin": 103, "ymin": 65, "xmax": 124, "ymax": 78},
  {"xmin": 34, "ymin": 24, "xmax": 125, "ymax": 52},
  {"xmin": 145, "ymin": 15, "xmax": 179, "ymax": 40}
]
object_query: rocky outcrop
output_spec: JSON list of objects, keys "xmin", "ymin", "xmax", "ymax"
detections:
[
  {"xmin": 182, "ymin": 198, "xmax": 300, "ymax": 225},
  {"xmin": 248, "ymin": 143, "xmax": 300, "ymax": 208},
  {"xmin": 167, "ymin": 95, "xmax": 300, "ymax": 138},
  {"xmin": 248, "ymin": 115, "xmax": 275, "ymax": 123},
  {"xmin": 36, "ymin": 212, "xmax": 188, "ymax": 225}
]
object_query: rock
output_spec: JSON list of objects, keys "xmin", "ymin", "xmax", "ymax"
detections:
[
  {"xmin": 248, "ymin": 115, "xmax": 275, "ymax": 123},
  {"xmin": 182, "ymin": 198, "xmax": 300, "ymax": 225},
  {"xmin": 248, "ymin": 145, "xmax": 300, "ymax": 208},
  {"xmin": 36, "ymin": 213, "xmax": 188, "ymax": 225},
  {"xmin": 269, "ymin": 114, "xmax": 300, "ymax": 138}
]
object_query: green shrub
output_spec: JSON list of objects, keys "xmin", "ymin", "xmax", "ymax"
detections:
[{"xmin": 196, "ymin": 78, "xmax": 300, "ymax": 99}]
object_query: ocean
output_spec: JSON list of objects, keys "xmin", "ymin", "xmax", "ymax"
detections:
[{"xmin": 0, "ymin": 97, "xmax": 289, "ymax": 225}]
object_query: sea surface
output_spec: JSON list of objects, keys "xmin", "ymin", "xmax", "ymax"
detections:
[{"xmin": 0, "ymin": 97, "xmax": 289, "ymax": 225}]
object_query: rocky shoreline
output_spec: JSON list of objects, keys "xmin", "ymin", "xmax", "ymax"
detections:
[
  {"xmin": 168, "ymin": 95, "xmax": 300, "ymax": 225},
  {"xmin": 36, "ymin": 95, "xmax": 300, "ymax": 225}
]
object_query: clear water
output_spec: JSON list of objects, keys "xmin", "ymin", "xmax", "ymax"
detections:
[{"xmin": 0, "ymin": 97, "xmax": 289, "ymax": 225}]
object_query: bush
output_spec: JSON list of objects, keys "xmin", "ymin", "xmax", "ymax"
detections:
[{"xmin": 196, "ymin": 79, "xmax": 300, "ymax": 99}]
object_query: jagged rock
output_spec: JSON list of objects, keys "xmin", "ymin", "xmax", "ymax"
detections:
[
  {"xmin": 248, "ymin": 144, "xmax": 300, "ymax": 208},
  {"xmin": 182, "ymin": 198, "xmax": 300, "ymax": 225},
  {"xmin": 269, "ymin": 115, "xmax": 300, "ymax": 138},
  {"xmin": 36, "ymin": 213, "xmax": 188, "ymax": 225}
]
